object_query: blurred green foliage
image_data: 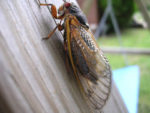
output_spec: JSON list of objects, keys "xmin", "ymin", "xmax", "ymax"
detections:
[{"xmin": 98, "ymin": 0, "xmax": 136, "ymax": 32}]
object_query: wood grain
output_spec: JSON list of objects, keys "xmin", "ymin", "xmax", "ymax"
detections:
[{"xmin": 0, "ymin": 0, "xmax": 128, "ymax": 113}]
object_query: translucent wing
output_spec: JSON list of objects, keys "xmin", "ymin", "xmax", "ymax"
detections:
[{"xmin": 70, "ymin": 26, "xmax": 112, "ymax": 112}]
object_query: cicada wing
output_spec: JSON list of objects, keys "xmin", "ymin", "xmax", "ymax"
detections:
[
  {"xmin": 71, "ymin": 26, "xmax": 112, "ymax": 81},
  {"xmin": 70, "ymin": 26, "xmax": 112, "ymax": 110},
  {"xmin": 79, "ymin": 49, "xmax": 112, "ymax": 111},
  {"xmin": 79, "ymin": 76, "xmax": 109, "ymax": 112}
]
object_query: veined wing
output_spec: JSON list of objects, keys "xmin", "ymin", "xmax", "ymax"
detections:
[{"xmin": 70, "ymin": 26, "xmax": 111, "ymax": 111}]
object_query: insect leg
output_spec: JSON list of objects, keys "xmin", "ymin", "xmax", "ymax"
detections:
[
  {"xmin": 38, "ymin": 2, "xmax": 64, "ymax": 19},
  {"xmin": 42, "ymin": 24, "xmax": 64, "ymax": 40}
]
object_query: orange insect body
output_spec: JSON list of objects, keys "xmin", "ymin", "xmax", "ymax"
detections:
[{"xmin": 40, "ymin": 1, "xmax": 111, "ymax": 112}]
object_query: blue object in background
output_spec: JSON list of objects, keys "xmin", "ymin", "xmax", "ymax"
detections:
[{"xmin": 113, "ymin": 65, "xmax": 140, "ymax": 113}]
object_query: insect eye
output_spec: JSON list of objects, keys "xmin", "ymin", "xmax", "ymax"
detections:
[{"xmin": 64, "ymin": 2, "xmax": 71, "ymax": 8}]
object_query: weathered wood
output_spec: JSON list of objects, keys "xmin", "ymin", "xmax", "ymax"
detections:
[
  {"xmin": 0, "ymin": 0, "xmax": 128, "ymax": 113},
  {"xmin": 102, "ymin": 47, "xmax": 150, "ymax": 55},
  {"xmin": 103, "ymin": 81, "xmax": 128, "ymax": 113},
  {"xmin": 135, "ymin": 0, "xmax": 150, "ymax": 29}
]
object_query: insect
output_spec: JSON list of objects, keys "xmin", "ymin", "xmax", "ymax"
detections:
[{"xmin": 39, "ymin": 0, "xmax": 112, "ymax": 112}]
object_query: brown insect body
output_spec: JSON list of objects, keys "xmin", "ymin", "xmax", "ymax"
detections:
[{"xmin": 40, "ymin": 1, "xmax": 111, "ymax": 112}]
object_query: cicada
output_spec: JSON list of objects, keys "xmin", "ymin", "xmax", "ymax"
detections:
[{"xmin": 39, "ymin": 0, "xmax": 112, "ymax": 112}]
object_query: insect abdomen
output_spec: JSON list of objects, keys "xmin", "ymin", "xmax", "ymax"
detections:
[
  {"xmin": 71, "ymin": 38, "xmax": 89, "ymax": 74},
  {"xmin": 71, "ymin": 38, "xmax": 98, "ymax": 83}
]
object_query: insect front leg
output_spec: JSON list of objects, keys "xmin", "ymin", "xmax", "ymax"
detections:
[{"xmin": 38, "ymin": 1, "xmax": 64, "ymax": 19}]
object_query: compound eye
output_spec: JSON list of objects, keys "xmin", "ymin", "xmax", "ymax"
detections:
[{"xmin": 64, "ymin": 2, "xmax": 71, "ymax": 8}]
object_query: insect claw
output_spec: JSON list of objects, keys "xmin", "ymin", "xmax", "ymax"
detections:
[{"xmin": 42, "ymin": 37, "xmax": 49, "ymax": 40}]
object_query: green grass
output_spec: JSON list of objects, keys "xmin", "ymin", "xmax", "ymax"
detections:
[
  {"xmin": 97, "ymin": 28, "xmax": 150, "ymax": 113},
  {"xmin": 98, "ymin": 28, "xmax": 150, "ymax": 48}
]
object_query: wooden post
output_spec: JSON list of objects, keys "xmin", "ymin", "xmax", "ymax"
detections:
[
  {"xmin": 135, "ymin": 0, "xmax": 150, "ymax": 29},
  {"xmin": 0, "ymin": 0, "xmax": 128, "ymax": 113}
]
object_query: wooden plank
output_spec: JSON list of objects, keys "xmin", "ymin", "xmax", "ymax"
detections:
[
  {"xmin": 0, "ymin": 0, "xmax": 128, "ymax": 113},
  {"xmin": 102, "ymin": 47, "xmax": 150, "ymax": 55},
  {"xmin": 103, "ymin": 81, "xmax": 128, "ymax": 113},
  {"xmin": 135, "ymin": 0, "xmax": 150, "ymax": 29}
]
